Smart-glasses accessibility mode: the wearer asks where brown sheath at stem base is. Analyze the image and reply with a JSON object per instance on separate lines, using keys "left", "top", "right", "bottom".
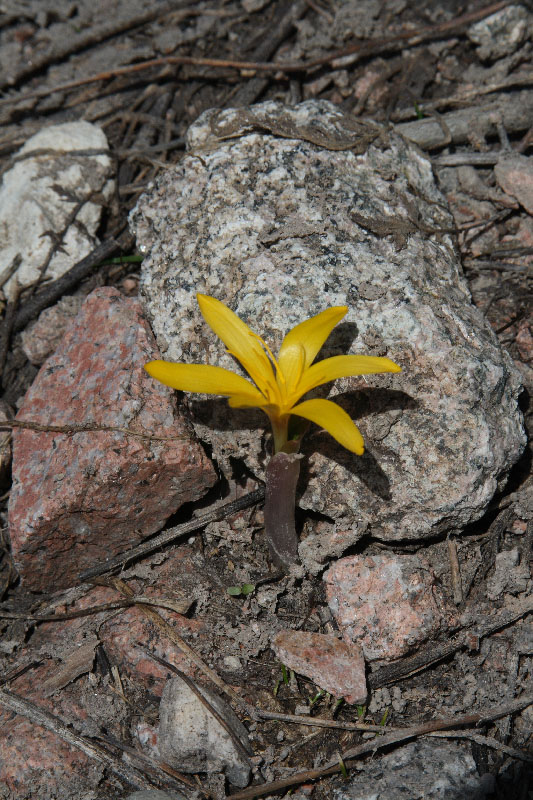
{"left": 264, "top": 451, "right": 303, "bottom": 571}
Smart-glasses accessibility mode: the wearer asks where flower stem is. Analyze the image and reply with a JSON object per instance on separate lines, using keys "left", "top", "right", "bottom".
{"left": 264, "top": 451, "right": 302, "bottom": 571}
{"left": 270, "top": 415, "right": 289, "bottom": 454}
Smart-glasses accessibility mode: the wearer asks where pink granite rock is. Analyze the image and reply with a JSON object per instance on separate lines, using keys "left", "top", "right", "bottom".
{"left": 494, "top": 155, "right": 533, "bottom": 215}
{"left": 8, "top": 287, "right": 216, "bottom": 591}
{"left": 324, "top": 554, "right": 454, "bottom": 662}
{"left": 272, "top": 630, "right": 367, "bottom": 705}
{"left": 21, "top": 294, "right": 84, "bottom": 365}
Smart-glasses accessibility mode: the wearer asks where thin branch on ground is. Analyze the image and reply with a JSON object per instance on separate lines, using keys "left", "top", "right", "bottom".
{"left": 368, "top": 594, "right": 533, "bottom": 689}
{"left": 0, "top": 688, "right": 158, "bottom": 791}
{"left": 0, "top": 2, "right": 511, "bottom": 109}
{"left": 12, "top": 229, "right": 135, "bottom": 332}
{"left": 0, "top": 419, "right": 187, "bottom": 442}
{"left": 227, "top": 693, "right": 533, "bottom": 800}
{"left": 109, "top": 577, "right": 260, "bottom": 721}
{"left": 0, "top": 594, "right": 191, "bottom": 622}
{"left": 78, "top": 488, "right": 265, "bottom": 582}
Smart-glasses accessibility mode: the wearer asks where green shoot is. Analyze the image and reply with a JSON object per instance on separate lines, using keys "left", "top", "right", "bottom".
{"left": 338, "top": 753, "right": 349, "bottom": 780}
{"left": 226, "top": 583, "right": 255, "bottom": 597}
{"left": 308, "top": 689, "right": 326, "bottom": 708}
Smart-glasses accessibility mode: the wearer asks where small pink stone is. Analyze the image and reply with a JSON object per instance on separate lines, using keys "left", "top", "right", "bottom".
{"left": 324, "top": 554, "right": 454, "bottom": 662}
{"left": 272, "top": 629, "right": 366, "bottom": 705}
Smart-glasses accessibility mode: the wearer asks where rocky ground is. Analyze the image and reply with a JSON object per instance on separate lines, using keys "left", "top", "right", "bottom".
{"left": 0, "top": 1, "right": 532, "bottom": 799}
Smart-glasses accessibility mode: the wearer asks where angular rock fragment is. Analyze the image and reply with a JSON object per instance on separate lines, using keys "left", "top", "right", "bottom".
{"left": 0, "top": 121, "right": 114, "bottom": 300}
{"left": 324, "top": 554, "right": 455, "bottom": 662}
{"left": 272, "top": 629, "right": 366, "bottom": 704}
{"left": 158, "top": 676, "right": 252, "bottom": 787}
{"left": 9, "top": 287, "right": 216, "bottom": 591}
{"left": 130, "top": 100, "right": 525, "bottom": 571}
{"left": 494, "top": 154, "right": 533, "bottom": 215}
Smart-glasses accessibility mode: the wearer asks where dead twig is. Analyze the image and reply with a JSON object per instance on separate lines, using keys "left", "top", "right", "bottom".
{"left": 12, "top": 228, "right": 135, "bottom": 332}
{"left": 227, "top": 693, "right": 533, "bottom": 799}
{"left": 78, "top": 488, "right": 265, "bottom": 581}
{"left": 0, "top": 281, "right": 22, "bottom": 382}
{"left": 447, "top": 535, "right": 463, "bottom": 605}
{"left": 253, "top": 708, "right": 387, "bottom": 733}
{"left": 0, "top": 2, "right": 513, "bottom": 109}
{"left": 427, "top": 730, "right": 533, "bottom": 764}
{"left": 0, "top": 594, "right": 191, "bottom": 622}
{"left": 0, "top": 418, "right": 187, "bottom": 442}
{"left": 397, "top": 89, "right": 533, "bottom": 150}
{"left": 368, "top": 594, "right": 533, "bottom": 689}
{"left": 108, "top": 577, "right": 259, "bottom": 721}
{"left": 0, "top": 688, "right": 156, "bottom": 791}
{"left": 145, "top": 651, "right": 254, "bottom": 761}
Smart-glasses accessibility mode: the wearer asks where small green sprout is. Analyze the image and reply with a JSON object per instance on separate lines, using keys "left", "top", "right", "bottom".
{"left": 308, "top": 689, "right": 326, "bottom": 708}
{"left": 338, "top": 753, "right": 349, "bottom": 780}
{"left": 356, "top": 704, "right": 366, "bottom": 719}
{"left": 280, "top": 663, "right": 290, "bottom": 685}
{"left": 226, "top": 583, "right": 255, "bottom": 597}
{"left": 333, "top": 697, "right": 345, "bottom": 714}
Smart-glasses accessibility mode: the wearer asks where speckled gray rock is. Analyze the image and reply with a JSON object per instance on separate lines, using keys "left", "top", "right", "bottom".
{"left": 131, "top": 100, "right": 526, "bottom": 571}
{"left": 466, "top": 4, "right": 531, "bottom": 61}
{"left": 158, "top": 677, "right": 252, "bottom": 787}
{"left": 333, "top": 739, "right": 493, "bottom": 800}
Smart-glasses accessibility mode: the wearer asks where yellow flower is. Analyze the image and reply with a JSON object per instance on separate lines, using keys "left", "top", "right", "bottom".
{"left": 145, "top": 294, "right": 401, "bottom": 454}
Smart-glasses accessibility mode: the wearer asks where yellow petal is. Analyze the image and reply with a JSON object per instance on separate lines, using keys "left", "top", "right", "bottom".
{"left": 278, "top": 306, "right": 348, "bottom": 390}
{"left": 228, "top": 393, "right": 270, "bottom": 409}
{"left": 297, "top": 354, "right": 401, "bottom": 397}
{"left": 290, "top": 398, "right": 365, "bottom": 455}
{"left": 197, "top": 294, "right": 277, "bottom": 399}
{"left": 145, "top": 360, "right": 264, "bottom": 403}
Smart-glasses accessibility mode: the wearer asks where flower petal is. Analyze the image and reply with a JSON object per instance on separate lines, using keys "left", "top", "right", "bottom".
{"left": 290, "top": 398, "right": 365, "bottom": 455}
{"left": 228, "top": 394, "right": 270, "bottom": 409}
{"left": 297, "top": 354, "right": 401, "bottom": 396}
{"left": 197, "top": 294, "right": 277, "bottom": 399}
{"left": 278, "top": 306, "right": 348, "bottom": 390}
{"left": 145, "top": 360, "right": 264, "bottom": 403}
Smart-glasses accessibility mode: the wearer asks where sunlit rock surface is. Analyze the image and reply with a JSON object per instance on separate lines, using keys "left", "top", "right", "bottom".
{"left": 131, "top": 100, "right": 525, "bottom": 571}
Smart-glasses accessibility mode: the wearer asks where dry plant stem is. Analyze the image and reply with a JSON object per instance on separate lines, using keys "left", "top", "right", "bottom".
{"left": 427, "top": 730, "right": 533, "bottom": 763}
{"left": 228, "top": 694, "right": 533, "bottom": 800}
{"left": 0, "top": 418, "right": 187, "bottom": 441}
{"left": 12, "top": 229, "right": 135, "bottom": 332}
{"left": 254, "top": 709, "right": 387, "bottom": 733}
{"left": 0, "top": 1, "right": 510, "bottom": 108}
{"left": 110, "top": 578, "right": 259, "bottom": 721}
{"left": 79, "top": 487, "right": 265, "bottom": 581}
{"left": 447, "top": 535, "right": 463, "bottom": 605}
{"left": 264, "top": 451, "right": 302, "bottom": 570}
{"left": 146, "top": 651, "right": 253, "bottom": 760}
{"left": 0, "top": 595, "right": 191, "bottom": 621}
{"left": 0, "top": 688, "right": 156, "bottom": 791}
{"left": 368, "top": 593, "right": 533, "bottom": 689}
{"left": 396, "top": 89, "right": 533, "bottom": 149}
